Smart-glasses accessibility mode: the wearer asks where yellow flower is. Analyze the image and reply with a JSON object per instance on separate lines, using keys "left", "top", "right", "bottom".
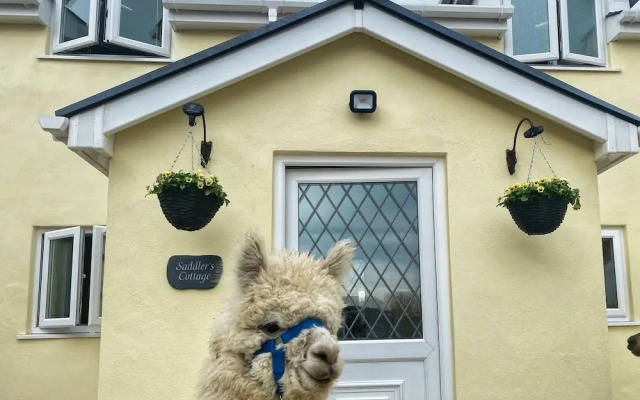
{"left": 147, "top": 187, "right": 154, "bottom": 194}
{"left": 205, "top": 178, "right": 213, "bottom": 186}
{"left": 536, "top": 186, "right": 544, "bottom": 193}
{"left": 162, "top": 171, "right": 171, "bottom": 178}
{"left": 186, "top": 177, "right": 193, "bottom": 183}
{"left": 197, "top": 182, "right": 204, "bottom": 189}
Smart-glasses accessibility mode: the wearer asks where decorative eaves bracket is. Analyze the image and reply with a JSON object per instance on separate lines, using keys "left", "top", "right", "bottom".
{"left": 605, "top": 0, "right": 640, "bottom": 41}
{"left": 594, "top": 114, "right": 640, "bottom": 173}
{"left": 0, "top": 0, "right": 51, "bottom": 25}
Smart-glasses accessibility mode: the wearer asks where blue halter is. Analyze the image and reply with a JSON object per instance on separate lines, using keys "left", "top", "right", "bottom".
{"left": 253, "top": 318, "right": 325, "bottom": 397}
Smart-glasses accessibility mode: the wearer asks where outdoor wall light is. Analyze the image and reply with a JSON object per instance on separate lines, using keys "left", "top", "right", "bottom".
{"left": 506, "top": 117, "right": 545, "bottom": 175}
{"left": 349, "top": 90, "right": 377, "bottom": 113}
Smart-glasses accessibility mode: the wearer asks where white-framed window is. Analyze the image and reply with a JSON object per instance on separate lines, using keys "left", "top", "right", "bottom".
{"left": 506, "top": 0, "right": 606, "bottom": 66}
{"left": 602, "top": 227, "right": 630, "bottom": 322}
{"left": 50, "top": 0, "right": 170, "bottom": 57}
{"left": 31, "top": 226, "right": 105, "bottom": 335}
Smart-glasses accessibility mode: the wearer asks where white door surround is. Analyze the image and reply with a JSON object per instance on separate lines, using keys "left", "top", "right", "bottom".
{"left": 273, "top": 155, "right": 454, "bottom": 400}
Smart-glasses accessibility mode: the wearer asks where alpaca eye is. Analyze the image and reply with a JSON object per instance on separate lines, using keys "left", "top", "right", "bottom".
{"left": 259, "top": 322, "right": 281, "bottom": 334}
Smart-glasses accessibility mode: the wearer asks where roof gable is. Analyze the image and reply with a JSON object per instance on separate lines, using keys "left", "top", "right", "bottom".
{"left": 40, "top": 0, "right": 640, "bottom": 175}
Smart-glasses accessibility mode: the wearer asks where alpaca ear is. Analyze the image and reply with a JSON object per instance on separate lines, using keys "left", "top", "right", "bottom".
{"left": 237, "top": 231, "right": 267, "bottom": 290}
{"left": 324, "top": 239, "right": 356, "bottom": 279}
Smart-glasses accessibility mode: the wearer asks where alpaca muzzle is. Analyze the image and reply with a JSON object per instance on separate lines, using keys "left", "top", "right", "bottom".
{"left": 253, "top": 318, "right": 329, "bottom": 397}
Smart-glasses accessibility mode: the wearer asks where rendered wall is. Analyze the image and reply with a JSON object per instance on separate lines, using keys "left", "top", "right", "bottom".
{"left": 101, "top": 34, "right": 609, "bottom": 400}
{"left": 0, "top": 24, "right": 234, "bottom": 400}
{"left": 539, "top": 42, "right": 640, "bottom": 400}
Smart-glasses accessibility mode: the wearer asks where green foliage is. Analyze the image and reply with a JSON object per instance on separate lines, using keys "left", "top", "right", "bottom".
{"left": 497, "top": 176, "right": 580, "bottom": 211}
{"left": 146, "top": 169, "right": 230, "bottom": 206}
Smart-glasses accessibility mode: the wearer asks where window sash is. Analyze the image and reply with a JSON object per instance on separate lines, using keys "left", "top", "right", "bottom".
{"left": 602, "top": 228, "right": 629, "bottom": 322}
{"left": 558, "top": 0, "right": 606, "bottom": 66}
{"left": 88, "top": 226, "right": 106, "bottom": 326}
{"left": 38, "top": 227, "right": 83, "bottom": 328}
{"left": 105, "top": 0, "right": 171, "bottom": 57}
{"left": 52, "top": 0, "right": 100, "bottom": 53}
{"left": 507, "top": 0, "right": 560, "bottom": 63}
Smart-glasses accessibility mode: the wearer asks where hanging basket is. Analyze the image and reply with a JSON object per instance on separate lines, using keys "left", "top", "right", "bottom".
{"left": 146, "top": 103, "right": 229, "bottom": 231}
{"left": 157, "top": 186, "right": 225, "bottom": 231}
{"left": 505, "top": 196, "right": 569, "bottom": 235}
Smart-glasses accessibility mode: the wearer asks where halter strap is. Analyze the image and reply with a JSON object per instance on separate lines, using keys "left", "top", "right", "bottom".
{"left": 253, "top": 318, "right": 325, "bottom": 397}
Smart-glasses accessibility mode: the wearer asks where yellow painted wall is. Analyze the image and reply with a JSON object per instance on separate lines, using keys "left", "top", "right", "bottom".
{"left": 532, "top": 42, "right": 640, "bottom": 400}
{"left": 102, "top": 34, "right": 609, "bottom": 400}
{"left": 0, "top": 24, "right": 235, "bottom": 400}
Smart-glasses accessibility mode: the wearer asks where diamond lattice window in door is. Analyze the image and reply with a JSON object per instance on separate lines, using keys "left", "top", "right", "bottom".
{"left": 297, "top": 181, "right": 422, "bottom": 340}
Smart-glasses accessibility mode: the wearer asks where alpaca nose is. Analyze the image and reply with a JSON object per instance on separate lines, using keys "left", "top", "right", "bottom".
{"left": 308, "top": 341, "right": 340, "bottom": 365}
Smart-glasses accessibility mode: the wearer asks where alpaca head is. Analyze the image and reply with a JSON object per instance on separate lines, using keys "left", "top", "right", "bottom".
{"left": 228, "top": 231, "right": 355, "bottom": 398}
{"left": 627, "top": 333, "right": 640, "bottom": 357}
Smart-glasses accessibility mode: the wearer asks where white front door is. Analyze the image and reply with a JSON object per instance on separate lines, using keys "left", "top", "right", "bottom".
{"left": 284, "top": 167, "right": 442, "bottom": 400}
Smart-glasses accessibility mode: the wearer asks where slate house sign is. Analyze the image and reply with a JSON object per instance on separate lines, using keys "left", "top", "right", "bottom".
{"left": 167, "top": 255, "right": 222, "bottom": 290}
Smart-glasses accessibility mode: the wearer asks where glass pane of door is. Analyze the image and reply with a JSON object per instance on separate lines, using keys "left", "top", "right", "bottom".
{"left": 602, "top": 237, "right": 618, "bottom": 309}
{"left": 298, "top": 181, "right": 422, "bottom": 340}
{"left": 119, "top": 0, "right": 164, "bottom": 46}
{"left": 511, "top": 0, "right": 551, "bottom": 56}
{"left": 46, "top": 237, "right": 74, "bottom": 319}
{"left": 60, "top": 0, "right": 91, "bottom": 43}
{"left": 566, "top": 0, "right": 599, "bottom": 57}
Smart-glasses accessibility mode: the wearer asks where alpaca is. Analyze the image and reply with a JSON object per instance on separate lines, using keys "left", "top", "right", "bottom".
{"left": 197, "top": 231, "right": 355, "bottom": 400}
{"left": 628, "top": 333, "right": 640, "bottom": 357}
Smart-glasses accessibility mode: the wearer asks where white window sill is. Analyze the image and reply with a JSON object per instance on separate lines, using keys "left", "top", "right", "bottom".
{"left": 607, "top": 321, "right": 640, "bottom": 327}
{"left": 37, "top": 54, "right": 174, "bottom": 64}
{"left": 17, "top": 332, "right": 100, "bottom": 340}
{"left": 531, "top": 65, "right": 621, "bottom": 72}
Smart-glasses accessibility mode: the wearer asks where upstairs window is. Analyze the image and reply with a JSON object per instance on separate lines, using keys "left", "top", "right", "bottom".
{"left": 51, "top": 0, "right": 170, "bottom": 57}
{"left": 508, "top": 0, "right": 605, "bottom": 66}
{"left": 34, "top": 226, "right": 105, "bottom": 334}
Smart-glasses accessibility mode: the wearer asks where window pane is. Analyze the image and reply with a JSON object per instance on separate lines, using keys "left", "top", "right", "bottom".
{"left": 298, "top": 181, "right": 422, "bottom": 341}
{"left": 512, "top": 0, "right": 551, "bottom": 55}
{"left": 99, "top": 232, "right": 105, "bottom": 317}
{"left": 46, "top": 237, "right": 74, "bottom": 319}
{"left": 119, "top": 0, "right": 163, "bottom": 47}
{"left": 60, "top": 0, "right": 91, "bottom": 43}
{"left": 566, "top": 0, "right": 599, "bottom": 57}
{"left": 602, "top": 238, "right": 618, "bottom": 309}
{"left": 79, "top": 234, "right": 93, "bottom": 325}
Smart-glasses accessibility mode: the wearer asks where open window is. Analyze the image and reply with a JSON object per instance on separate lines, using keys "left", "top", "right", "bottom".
{"left": 52, "top": 0, "right": 100, "bottom": 53}
{"left": 508, "top": 0, "right": 605, "bottom": 66}
{"left": 104, "top": 0, "right": 169, "bottom": 56}
{"left": 35, "top": 226, "right": 106, "bottom": 333}
{"left": 50, "top": 0, "right": 170, "bottom": 57}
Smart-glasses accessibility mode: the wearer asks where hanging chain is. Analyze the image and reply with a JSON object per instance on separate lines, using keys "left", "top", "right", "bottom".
{"left": 534, "top": 141, "right": 557, "bottom": 177}
{"left": 190, "top": 127, "right": 195, "bottom": 171}
{"left": 170, "top": 127, "right": 194, "bottom": 172}
{"left": 526, "top": 135, "right": 556, "bottom": 182}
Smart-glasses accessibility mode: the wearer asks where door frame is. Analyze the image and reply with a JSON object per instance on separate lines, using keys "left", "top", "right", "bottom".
{"left": 273, "top": 155, "right": 454, "bottom": 400}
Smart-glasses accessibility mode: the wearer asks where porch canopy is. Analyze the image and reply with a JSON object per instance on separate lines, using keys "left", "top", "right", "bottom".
{"left": 38, "top": 0, "right": 640, "bottom": 175}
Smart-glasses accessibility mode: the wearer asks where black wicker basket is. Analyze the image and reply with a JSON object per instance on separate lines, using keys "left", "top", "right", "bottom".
{"left": 506, "top": 196, "right": 569, "bottom": 235}
{"left": 157, "top": 186, "right": 224, "bottom": 231}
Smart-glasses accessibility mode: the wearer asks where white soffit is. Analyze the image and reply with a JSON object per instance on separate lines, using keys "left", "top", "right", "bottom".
{"left": 40, "top": 1, "right": 640, "bottom": 175}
